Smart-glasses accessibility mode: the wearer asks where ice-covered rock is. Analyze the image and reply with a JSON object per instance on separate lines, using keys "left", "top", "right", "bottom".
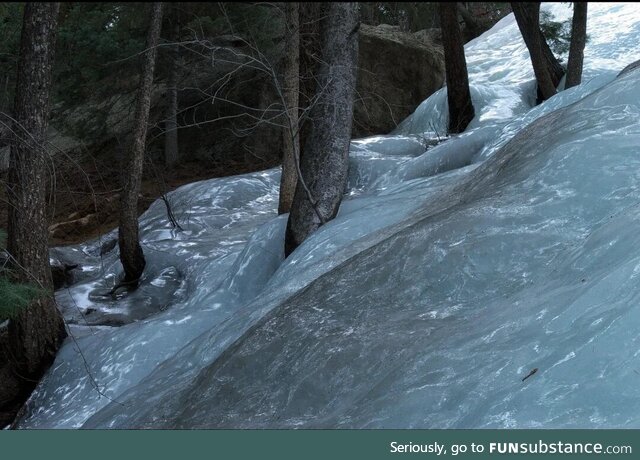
{"left": 15, "top": 2, "right": 640, "bottom": 428}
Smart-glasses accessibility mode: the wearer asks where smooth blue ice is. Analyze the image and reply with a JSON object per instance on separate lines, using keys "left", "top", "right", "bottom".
{"left": 14, "top": 3, "right": 640, "bottom": 428}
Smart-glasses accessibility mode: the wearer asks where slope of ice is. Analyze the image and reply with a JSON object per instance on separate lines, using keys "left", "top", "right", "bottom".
{"left": 15, "top": 2, "right": 640, "bottom": 428}
{"left": 396, "top": 3, "right": 640, "bottom": 136}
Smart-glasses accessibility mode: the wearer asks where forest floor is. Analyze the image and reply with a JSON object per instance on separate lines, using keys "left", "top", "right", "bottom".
{"left": 0, "top": 148, "right": 280, "bottom": 247}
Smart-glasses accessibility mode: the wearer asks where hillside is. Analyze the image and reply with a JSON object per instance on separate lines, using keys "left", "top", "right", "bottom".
{"left": 12, "top": 3, "right": 640, "bottom": 428}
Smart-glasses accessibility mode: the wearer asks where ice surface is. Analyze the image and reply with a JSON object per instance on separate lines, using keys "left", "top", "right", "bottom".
{"left": 15, "top": 3, "right": 640, "bottom": 428}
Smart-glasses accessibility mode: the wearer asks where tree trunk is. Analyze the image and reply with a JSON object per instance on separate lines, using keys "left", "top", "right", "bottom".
{"left": 284, "top": 2, "right": 358, "bottom": 257}
{"left": 512, "top": 2, "right": 558, "bottom": 103}
{"left": 164, "top": 12, "right": 179, "bottom": 166}
{"left": 278, "top": 2, "right": 300, "bottom": 215}
{"left": 360, "top": 2, "right": 375, "bottom": 24}
{"left": 440, "top": 3, "right": 475, "bottom": 134}
{"left": 457, "top": 3, "right": 483, "bottom": 40}
{"left": 118, "top": 2, "right": 163, "bottom": 283}
{"left": 298, "top": 2, "right": 327, "bottom": 151}
{"left": 565, "top": 2, "right": 587, "bottom": 89}
{"left": 0, "top": 1, "right": 65, "bottom": 427}
{"left": 540, "top": 28, "right": 565, "bottom": 87}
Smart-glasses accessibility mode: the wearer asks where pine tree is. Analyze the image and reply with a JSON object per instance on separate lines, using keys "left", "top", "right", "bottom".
{"left": 278, "top": 2, "right": 300, "bottom": 215}
{"left": 0, "top": 2, "right": 65, "bottom": 427}
{"left": 512, "top": 2, "right": 565, "bottom": 103}
{"left": 565, "top": 2, "right": 587, "bottom": 89}
{"left": 118, "top": 2, "right": 164, "bottom": 284}
{"left": 440, "top": 3, "right": 475, "bottom": 133}
{"left": 284, "top": 2, "right": 359, "bottom": 256}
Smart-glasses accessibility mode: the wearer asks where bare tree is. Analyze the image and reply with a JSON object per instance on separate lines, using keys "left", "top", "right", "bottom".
{"left": 159, "top": 4, "right": 328, "bottom": 218}
{"left": 118, "top": 2, "right": 164, "bottom": 284}
{"left": 512, "top": 2, "right": 564, "bottom": 103}
{"left": 284, "top": 2, "right": 359, "bottom": 257}
{"left": 440, "top": 3, "right": 475, "bottom": 134}
{"left": 142, "top": 3, "right": 346, "bottom": 232}
{"left": 0, "top": 2, "right": 65, "bottom": 426}
{"left": 565, "top": 2, "right": 587, "bottom": 89}
{"left": 277, "top": 2, "right": 300, "bottom": 215}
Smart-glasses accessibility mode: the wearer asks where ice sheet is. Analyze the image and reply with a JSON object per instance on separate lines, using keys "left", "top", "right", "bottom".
{"left": 15, "top": 2, "right": 640, "bottom": 429}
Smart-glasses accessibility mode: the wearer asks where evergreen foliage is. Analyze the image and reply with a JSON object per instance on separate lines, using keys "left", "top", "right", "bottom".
{"left": 0, "top": 276, "right": 43, "bottom": 320}
{"left": 1, "top": 3, "right": 148, "bottom": 109}
{"left": 540, "top": 10, "right": 572, "bottom": 57}
{"left": 359, "top": 2, "right": 511, "bottom": 33}
{"left": 180, "top": 3, "right": 284, "bottom": 63}
{"left": 540, "top": 8, "right": 590, "bottom": 63}
{"left": 55, "top": 3, "right": 147, "bottom": 104}
{"left": 360, "top": 3, "right": 441, "bottom": 31}
{"left": 0, "top": 230, "right": 43, "bottom": 321}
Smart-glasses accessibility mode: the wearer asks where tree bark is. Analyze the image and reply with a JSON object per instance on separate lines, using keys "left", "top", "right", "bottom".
{"left": 512, "top": 2, "right": 558, "bottom": 103}
{"left": 440, "top": 3, "right": 475, "bottom": 134}
{"left": 457, "top": 3, "right": 483, "bottom": 40}
{"left": 298, "top": 2, "right": 327, "bottom": 152}
{"left": 540, "top": 27, "right": 565, "bottom": 87}
{"left": 164, "top": 10, "right": 179, "bottom": 166}
{"left": 278, "top": 2, "right": 300, "bottom": 215}
{"left": 0, "top": 1, "right": 65, "bottom": 427}
{"left": 284, "top": 2, "right": 358, "bottom": 257}
{"left": 118, "top": 2, "right": 163, "bottom": 283}
{"left": 565, "top": 2, "right": 587, "bottom": 89}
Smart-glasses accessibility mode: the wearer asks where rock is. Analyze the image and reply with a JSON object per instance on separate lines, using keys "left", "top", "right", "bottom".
{"left": 99, "top": 238, "right": 118, "bottom": 256}
{"left": 50, "top": 262, "right": 67, "bottom": 290}
{"left": 0, "top": 126, "right": 82, "bottom": 172}
{"left": 354, "top": 24, "right": 445, "bottom": 137}
{"left": 50, "top": 257, "right": 79, "bottom": 290}
{"left": 617, "top": 59, "right": 640, "bottom": 78}
{"left": 414, "top": 28, "right": 442, "bottom": 46}
{"left": 47, "top": 23, "right": 446, "bottom": 170}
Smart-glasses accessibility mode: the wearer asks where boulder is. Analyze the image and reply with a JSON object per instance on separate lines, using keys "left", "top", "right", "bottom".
{"left": 47, "top": 24, "right": 446, "bottom": 169}
{"left": 50, "top": 256, "right": 79, "bottom": 290}
{"left": 354, "top": 24, "right": 445, "bottom": 137}
{"left": 0, "top": 125, "right": 81, "bottom": 172}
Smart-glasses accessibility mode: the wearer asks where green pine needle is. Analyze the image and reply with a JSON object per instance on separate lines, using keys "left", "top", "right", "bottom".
{"left": 0, "top": 276, "right": 43, "bottom": 320}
